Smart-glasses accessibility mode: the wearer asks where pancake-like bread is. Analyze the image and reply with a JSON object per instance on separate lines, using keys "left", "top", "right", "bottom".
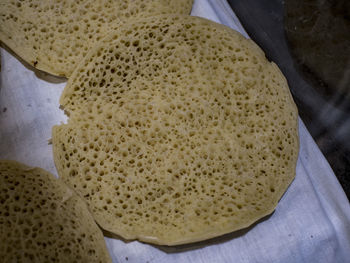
{"left": 0, "top": 160, "right": 111, "bottom": 262}
{"left": 53, "top": 15, "right": 299, "bottom": 245}
{"left": 0, "top": 0, "right": 193, "bottom": 77}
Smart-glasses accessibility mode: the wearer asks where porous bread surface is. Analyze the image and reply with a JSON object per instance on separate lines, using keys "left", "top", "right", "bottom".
{"left": 0, "top": 0, "right": 193, "bottom": 77}
{"left": 53, "top": 15, "right": 299, "bottom": 245}
{"left": 0, "top": 160, "right": 111, "bottom": 262}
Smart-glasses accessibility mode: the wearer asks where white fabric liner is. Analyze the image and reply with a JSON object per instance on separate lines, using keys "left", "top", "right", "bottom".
{"left": 0, "top": 0, "right": 349, "bottom": 262}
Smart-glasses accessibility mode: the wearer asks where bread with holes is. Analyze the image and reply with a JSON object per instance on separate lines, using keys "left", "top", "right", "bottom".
{"left": 0, "top": 0, "right": 193, "bottom": 77}
{"left": 0, "top": 160, "right": 111, "bottom": 262}
{"left": 53, "top": 15, "right": 299, "bottom": 245}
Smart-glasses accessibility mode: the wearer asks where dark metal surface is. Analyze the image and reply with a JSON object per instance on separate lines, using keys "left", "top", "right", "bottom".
{"left": 228, "top": 0, "right": 350, "bottom": 198}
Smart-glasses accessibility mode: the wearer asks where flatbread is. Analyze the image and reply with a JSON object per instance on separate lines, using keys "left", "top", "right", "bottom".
{"left": 0, "top": 160, "right": 111, "bottom": 262}
{"left": 0, "top": 0, "right": 193, "bottom": 77}
{"left": 53, "top": 15, "right": 299, "bottom": 245}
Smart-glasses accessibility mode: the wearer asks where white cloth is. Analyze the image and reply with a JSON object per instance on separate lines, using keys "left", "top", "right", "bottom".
{"left": 0, "top": 1, "right": 349, "bottom": 262}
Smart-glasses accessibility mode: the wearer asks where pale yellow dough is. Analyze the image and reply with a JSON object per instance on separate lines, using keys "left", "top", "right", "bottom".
{"left": 53, "top": 15, "right": 299, "bottom": 245}
{"left": 0, "top": 0, "right": 193, "bottom": 76}
{"left": 0, "top": 160, "right": 112, "bottom": 262}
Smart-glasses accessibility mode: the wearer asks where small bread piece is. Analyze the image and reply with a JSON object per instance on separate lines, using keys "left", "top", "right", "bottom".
{"left": 0, "top": 160, "right": 111, "bottom": 262}
{"left": 0, "top": 0, "right": 193, "bottom": 77}
{"left": 53, "top": 15, "right": 299, "bottom": 245}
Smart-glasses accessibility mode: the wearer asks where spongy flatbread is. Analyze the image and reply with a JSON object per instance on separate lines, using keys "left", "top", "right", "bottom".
{"left": 0, "top": 0, "right": 193, "bottom": 77}
{"left": 0, "top": 160, "right": 111, "bottom": 262}
{"left": 53, "top": 15, "right": 299, "bottom": 245}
